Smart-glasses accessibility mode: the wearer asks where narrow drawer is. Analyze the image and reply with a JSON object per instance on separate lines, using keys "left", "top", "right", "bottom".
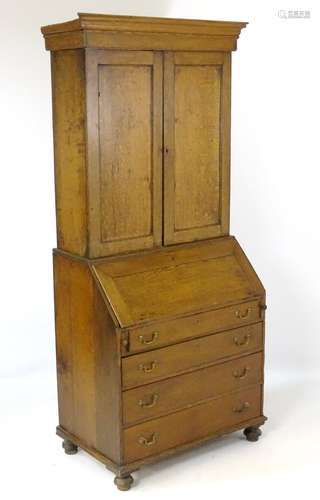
{"left": 122, "top": 322, "right": 263, "bottom": 389}
{"left": 123, "top": 352, "right": 263, "bottom": 425}
{"left": 124, "top": 299, "right": 262, "bottom": 354}
{"left": 124, "top": 385, "right": 262, "bottom": 462}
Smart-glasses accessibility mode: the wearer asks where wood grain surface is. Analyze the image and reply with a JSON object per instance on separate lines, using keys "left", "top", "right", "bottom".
{"left": 51, "top": 50, "right": 87, "bottom": 255}
{"left": 123, "top": 352, "right": 263, "bottom": 425}
{"left": 124, "top": 385, "right": 262, "bottom": 462}
{"left": 164, "top": 52, "right": 231, "bottom": 244}
{"left": 86, "top": 50, "right": 163, "bottom": 257}
{"left": 53, "top": 253, "right": 122, "bottom": 462}
{"left": 92, "top": 238, "right": 264, "bottom": 327}
{"left": 122, "top": 323, "right": 263, "bottom": 389}
{"left": 41, "top": 13, "right": 247, "bottom": 52}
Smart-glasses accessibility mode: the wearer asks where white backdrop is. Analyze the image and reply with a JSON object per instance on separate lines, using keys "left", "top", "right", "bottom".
{"left": 1, "top": 1, "right": 319, "bottom": 499}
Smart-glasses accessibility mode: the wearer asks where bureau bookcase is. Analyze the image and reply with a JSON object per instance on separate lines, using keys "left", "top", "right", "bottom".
{"left": 41, "top": 13, "right": 267, "bottom": 490}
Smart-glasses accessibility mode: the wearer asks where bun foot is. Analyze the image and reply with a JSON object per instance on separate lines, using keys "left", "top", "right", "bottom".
{"left": 114, "top": 474, "right": 134, "bottom": 491}
{"left": 62, "top": 439, "right": 78, "bottom": 455}
{"left": 244, "top": 426, "right": 262, "bottom": 442}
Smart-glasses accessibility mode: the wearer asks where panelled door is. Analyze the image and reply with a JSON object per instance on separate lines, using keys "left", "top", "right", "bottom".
{"left": 163, "top": 52, "right": 231, "bottom": 245}
{"left": 86, "top": 50, "right": 163, "bottom": 257}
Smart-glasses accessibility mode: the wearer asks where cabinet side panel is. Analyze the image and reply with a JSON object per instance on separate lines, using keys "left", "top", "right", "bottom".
{"left": 53, "top": 254, "right": 74, "bottom": 431}
{"left": 51, "top": 50, "right": 87, "bottom": 255}
{"left": 53, "top": 255, "right": 96, "bottom": 447}
{"left": 53, "top": 254, "right": 121, "bottom": 463}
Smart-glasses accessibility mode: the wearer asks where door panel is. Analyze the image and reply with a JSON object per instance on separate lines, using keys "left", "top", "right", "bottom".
{"left": 86, "top": 50, "right": 163, "bottom": 257}
{"left": 174, "top": 64, "right": 221, "bottom": 230}
{"left": 164, "top": 52, "right": 231, "bottom": 245}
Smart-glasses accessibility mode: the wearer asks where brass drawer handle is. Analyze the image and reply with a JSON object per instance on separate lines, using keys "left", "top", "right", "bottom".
{"left": 139, "top": 332, "right": 159, "bottom": 345}
{"left": 233, "top": 334, "right": 251, "bottom": 347}
{"left": 235, "top": 308, "right": 251, "bottom": 319}
{"left": 138, "top": 360, "right": 157, "bottom": 373}
{"left": 138, "top": 433, "right": 158, "bottom": 447}
{"left": 233, "top": 401, "right": 250, "bottom": 413}
{"left": 138, "top": 394, "right": 159, "bottom": 409}
{"left": 233, "top": 367, "right": 250, "bottom": 379}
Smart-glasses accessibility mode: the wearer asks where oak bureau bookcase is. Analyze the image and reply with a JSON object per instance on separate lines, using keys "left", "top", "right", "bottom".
{"left": 41, "top": 13, "right": 267, "bottom": 491}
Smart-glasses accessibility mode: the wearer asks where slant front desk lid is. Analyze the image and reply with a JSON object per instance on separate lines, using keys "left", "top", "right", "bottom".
{"left": 91, "top": 237, "right": 264, "bottom": 327}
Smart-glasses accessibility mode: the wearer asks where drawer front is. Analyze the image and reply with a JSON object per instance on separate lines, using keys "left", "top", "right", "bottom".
{"left": 125, "top": 299, "right": 262, "bottom": 354}
{"left": 124, "top": 385, "right": 262, "bottom": 462}
{"left": 123, "top": 352, "right": 263, "bottom": 425}
{"left": 122, "top": 322, "right": 263, "bottom": 389}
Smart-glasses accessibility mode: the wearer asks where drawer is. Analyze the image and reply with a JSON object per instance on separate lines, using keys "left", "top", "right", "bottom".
{"left": 124, "top": 385, "right": 262, "bottom": 462}
{"left": 123, "top": 299, "right": 262, "bottom": 354}
{"left": 122, "top": 322, "right": 263, "bottom": 389}
{"left": 123, "top": 352, "right": 263, "bottom": 425}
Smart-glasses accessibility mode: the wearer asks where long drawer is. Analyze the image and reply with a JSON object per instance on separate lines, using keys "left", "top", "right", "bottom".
{"left": 124, "top": 385, "right": 262, "bottom": 462}
{"left": 122, "top": 322, "right": 263, "bottom": 389}
{"left": 123, "top": 299, "right": 262, "bottom": 355}
{"left": 123, "top": 352, "right": 263, "bottom": 425}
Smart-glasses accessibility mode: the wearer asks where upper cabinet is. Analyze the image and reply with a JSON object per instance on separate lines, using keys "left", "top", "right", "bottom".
{"left": 163, "top": 52, "right": 231, "bottom": 244}
{"left": 42, "top": 13, "right": 246, "bottom": 258}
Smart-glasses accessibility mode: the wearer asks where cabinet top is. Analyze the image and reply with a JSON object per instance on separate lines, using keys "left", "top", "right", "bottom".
{"left": 41, "top": 12, "right": 247, "bottom": 52}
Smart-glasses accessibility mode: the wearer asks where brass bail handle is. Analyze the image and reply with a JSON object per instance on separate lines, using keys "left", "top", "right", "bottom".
{"left": 233, "top": 367, "right": 250, "bottom": 379}
{"left": 233, "top": 401, "right": 250, "bottom": 413}
{"left": 138, "top": 433, "right": 158, "bottom": 447}
{"left": 139, "top": 360, "right": 158, "bottom": 373}
{"left": 233, "top": 334, "right": 251, "bottom": 347}
{"left": 139, "top": 331, "right": 159, "bottom": 345}
{"left": 138, "top": 394, "right": 159, "bottom": 408}
{"left": 235, "top": 307, "right": 251, "bottom": 319}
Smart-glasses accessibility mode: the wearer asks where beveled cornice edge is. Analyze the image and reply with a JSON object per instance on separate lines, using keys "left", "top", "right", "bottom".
{"left": 41, "top": 12, "right": 248, "bottom": 36}
{"left": 41, "top": 13, "right": 247, "bottom": 52}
